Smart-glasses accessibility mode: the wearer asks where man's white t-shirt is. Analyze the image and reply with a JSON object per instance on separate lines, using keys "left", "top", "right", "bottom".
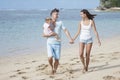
{"left": 47, "top": 20, "right": 66, "bottom": 44}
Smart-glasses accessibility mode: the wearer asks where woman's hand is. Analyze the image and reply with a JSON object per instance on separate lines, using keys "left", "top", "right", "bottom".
{"left": 69, "top": 38, "right": 74, "bottom": 44}
{"left": 98, "top": 40, "right": 101, "bottom": 46}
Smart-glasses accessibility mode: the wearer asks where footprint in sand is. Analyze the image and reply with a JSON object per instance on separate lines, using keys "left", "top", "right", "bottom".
{"left": 16, "top": 69, "right": 21, "bottom": 72}
{"left": 111, "top": 52, "right": 120, "bottom": 56}
{"left": 62, "top": 63, "right": 69, "bottom": 66}
{"left": 17, "top": 71, "right": 26, "bottom": 75}
{"left": 55, "top": 78, "right": 64, "bottom": 80}
{"left": 103, "top": 75, "right": 116, "bottom": 80}
{"left": 36, "top": 64, "right": 48, "bottom": 71}
{"left": 15, "top": 63, "right": 21, "bottom": 65}
{"left": 70, "top": 63, "right": 76, "bottom": 66}
{"left": 32, "top": 60, "right": 37, "bottom": 63}
{"left": 9, "top": 75, "right": 17, "bottom": 78}
{"left": 99, "top": 53, "right": 105, "bottom": 55}
{"left": 76, "top": 60, "right": 80, "bottom": 63}
{"left": 49, "top": 75, "right": 55, "bottom": 78}
{"left": 110, "top": 57, "right": 118, "bottom": 60}
{"left": 99, "top": 56, "right": 105, "bottom": 58}
{"left": 15, "top": 69, "right": 26, "bottom": 75}
{"left": 21, "top": 76, "right": 28, "bottom": 80}
{"left": 113, "top": 52, "right": 120, "bottom": 54}
{"left": 24, "top": 60, "right": 37, "bottom": 64}
{"left": 68, "top": 70, "right": 74, "bottom": 74}
{"left": 70, "top": 57, "right": 78, "bottom": 61}
{"left": 114, "top": 71, "right": 120, "bottom": 74}
{"left": 24, "top": 62, "right": 29, "bottom": 64}
{"left": 25, "top": 67, "right": 30, "bottom": 69}
{"left": 40, "top": 79, "right": 46, "bottom": 80}
{"left": 91, "top": 58, "right": 100, "bottom": 62}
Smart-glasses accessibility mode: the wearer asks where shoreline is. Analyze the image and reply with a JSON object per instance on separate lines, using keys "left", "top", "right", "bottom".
{"left": 94, "top": 7, "right": 120, "bottom": 12}
{"left": 0, "top": 35, "right": 120, "bottom": 80}
{"left": 0, "top": 34, "right": 120, "bottom": 58}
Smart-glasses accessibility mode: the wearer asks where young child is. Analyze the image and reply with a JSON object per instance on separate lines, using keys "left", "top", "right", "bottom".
{"left": 43, "top": 17, "right": 60, "bottom": 41}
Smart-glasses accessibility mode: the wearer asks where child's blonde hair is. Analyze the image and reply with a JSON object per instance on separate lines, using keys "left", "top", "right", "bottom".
{"left": 45, "top": 17, "right": 52, "bottom": 22}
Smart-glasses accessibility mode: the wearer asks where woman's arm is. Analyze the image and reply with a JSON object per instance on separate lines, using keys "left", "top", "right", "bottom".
{"left": 91, "top": 20, "right": 101, "bottom": 46}
{"left": 73, "top": 22, "right": 81, "bottom": 41}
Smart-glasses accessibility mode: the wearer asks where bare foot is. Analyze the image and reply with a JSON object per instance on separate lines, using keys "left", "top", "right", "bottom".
{"left": 53, "top": 69, "right": 56, "bottom": 74}
{"left": 85, "top": 67, "right": 88, "bottom": 72}
{"left": 82, "top": 68, "right": 86, "bottom": 73}
{"left": 51, "top": 70, "right": 54, "bottom": 75}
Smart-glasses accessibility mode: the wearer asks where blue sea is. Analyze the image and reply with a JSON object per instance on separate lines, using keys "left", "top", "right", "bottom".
{"left": 0, "top": 9, "right": 120, "bottom": 56}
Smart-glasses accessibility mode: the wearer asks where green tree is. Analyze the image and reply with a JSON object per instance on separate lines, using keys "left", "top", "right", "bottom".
{"left": 100, "top": 0, "right": 120, "bottom": 8}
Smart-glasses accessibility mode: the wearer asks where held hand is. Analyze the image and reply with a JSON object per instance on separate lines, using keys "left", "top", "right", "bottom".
{"left": 69, "top": 39, "right": 74, "bottom": 44}
{"left": 98, "top": 41, "right": 101, "bottom": 46}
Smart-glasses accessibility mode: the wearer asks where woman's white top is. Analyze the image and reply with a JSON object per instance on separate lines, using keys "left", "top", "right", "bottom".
{"left": 80, "top": 20, "right": 92, "bottom": 40}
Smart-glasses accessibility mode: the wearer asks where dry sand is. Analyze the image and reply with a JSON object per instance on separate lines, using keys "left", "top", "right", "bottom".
{"left": 0, "top": 36, "right": 120, "bottom": 80}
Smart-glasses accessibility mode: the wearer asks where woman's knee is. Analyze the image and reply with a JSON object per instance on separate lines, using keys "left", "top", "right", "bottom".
{"left": 86, "top": 53, "right": 90, "bottom": 58}
{"left": 80, "top": 52, "right": 84, "bottom": 58}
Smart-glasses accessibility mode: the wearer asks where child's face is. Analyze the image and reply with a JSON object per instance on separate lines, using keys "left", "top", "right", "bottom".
{"left": 46, "top": 19, "right": 52, "bottom": 24}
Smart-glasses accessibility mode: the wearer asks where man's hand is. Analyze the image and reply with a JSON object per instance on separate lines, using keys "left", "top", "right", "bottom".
{"left": 69, "top": 39, "right": 74, "bottom": 44}
{"left": 42, "top": 34, "right": 51, "bottom": 37}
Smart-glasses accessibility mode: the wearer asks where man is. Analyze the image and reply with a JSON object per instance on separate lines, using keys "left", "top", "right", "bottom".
{"left": 43, "top": 8, "right": 73, "bottom": 74}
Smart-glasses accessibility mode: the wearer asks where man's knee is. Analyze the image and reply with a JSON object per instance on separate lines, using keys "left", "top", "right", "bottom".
{"left": 48, "top": 57, "right": 53, "bottom": 61}
{"left": 55, "top": 59, "right": 59, "bottom": 64}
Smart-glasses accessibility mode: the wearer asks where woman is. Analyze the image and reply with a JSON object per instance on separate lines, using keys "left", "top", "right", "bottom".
{"left": 73, "top": 9, "right": 101, "bottom": 73}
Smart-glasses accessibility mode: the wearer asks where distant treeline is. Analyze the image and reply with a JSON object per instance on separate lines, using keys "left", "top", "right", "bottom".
{"left": 100, "top": 0, "right": 120, "bottom": 8}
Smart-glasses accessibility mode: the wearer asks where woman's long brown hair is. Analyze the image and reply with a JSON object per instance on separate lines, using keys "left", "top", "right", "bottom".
{"left": 81, "top": 9, "right": 96, "bottom": 20}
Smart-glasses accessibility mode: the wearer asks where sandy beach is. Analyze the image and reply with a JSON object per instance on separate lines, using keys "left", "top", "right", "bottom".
{"left": 0, "top": 36, "right": 120, "bottom": 80}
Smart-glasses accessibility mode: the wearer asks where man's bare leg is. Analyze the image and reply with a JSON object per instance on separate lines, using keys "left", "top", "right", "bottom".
{"left": 54, "top": 59, "right": 59, "bottom": 73}
{"left": 48, "top": 57, "right": 54, "bottom": 74}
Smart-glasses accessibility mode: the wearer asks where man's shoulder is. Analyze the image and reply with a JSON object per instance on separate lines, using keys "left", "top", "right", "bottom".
{"left": 56, "top": 20, "right": 63, "bottom": 23}
{"left": 56, "top": 20, "right": 63, "bottom": 25}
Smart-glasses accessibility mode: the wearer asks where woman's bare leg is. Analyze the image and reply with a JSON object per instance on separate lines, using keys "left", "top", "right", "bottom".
{"left": 85, "top": 43, "right": 92, "bottom": 71}
{"left": 79, "top": 42, "right": 86, "bottom": 73}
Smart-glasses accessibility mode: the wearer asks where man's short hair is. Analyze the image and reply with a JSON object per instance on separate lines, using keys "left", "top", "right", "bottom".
{"left": 50, "top": 8, "right": 59, "bottom": 16}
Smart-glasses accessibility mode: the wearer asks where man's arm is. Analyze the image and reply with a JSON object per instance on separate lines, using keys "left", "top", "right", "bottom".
{"left": 42, "top": 33, "right": 56, "bottom": 37}
{"left": 63, "top": 29, "right": 74, "bottom": 44}
{"left": 42, "top": 34, "right": 51, "bottom": 37}
{"left": 42, "top": 27, "right": 56, "bottom": 37}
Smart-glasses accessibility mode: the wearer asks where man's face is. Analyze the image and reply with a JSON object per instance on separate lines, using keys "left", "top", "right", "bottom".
{"left": 51, "top": 12, "right": 59, "bottom": 20}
